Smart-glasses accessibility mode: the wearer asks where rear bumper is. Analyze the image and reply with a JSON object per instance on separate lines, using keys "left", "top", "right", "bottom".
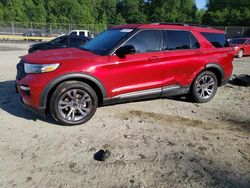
{"left": 220, "top": 78, "right": 229, "bottom": 86}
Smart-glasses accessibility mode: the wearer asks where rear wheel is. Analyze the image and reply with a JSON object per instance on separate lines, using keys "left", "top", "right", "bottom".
{"left": 50, "top": 81, "right": 98, "bottom": 125}
{"left": 190, "top": 71, "right": 218, "bottom": 103}
{"left": 237, "top": 49, "right": 244, "bottom": 58}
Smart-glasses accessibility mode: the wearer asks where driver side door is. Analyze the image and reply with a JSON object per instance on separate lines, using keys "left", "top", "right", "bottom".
{"left": 109, "top": 30, "right": 166, "bottom": 98}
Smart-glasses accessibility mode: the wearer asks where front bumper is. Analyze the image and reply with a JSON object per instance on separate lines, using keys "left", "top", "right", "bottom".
{"left": 20, "top": 97, "right": 46, "bottom": 117}
{"left": 16, "top": 81, "right": 46, "bottom": 117}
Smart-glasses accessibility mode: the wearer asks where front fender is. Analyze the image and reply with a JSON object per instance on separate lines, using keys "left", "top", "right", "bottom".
{"left": 39, "top": 72, "right": 107, "bottom": 109}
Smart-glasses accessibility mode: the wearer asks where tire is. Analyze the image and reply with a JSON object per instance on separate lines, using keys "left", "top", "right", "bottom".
{"left": 49, "top": 81, "right": 98, "bottom": 126}
{"left": 237, "top": 49, "right": 244, "bottom": 58}
{"left": 190, "top": 71, "right": 218, "bottom": 103}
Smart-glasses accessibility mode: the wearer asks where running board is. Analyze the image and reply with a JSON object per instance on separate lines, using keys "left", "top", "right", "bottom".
{"left": 102, "top": 85, "right": 190, "bottom": 106}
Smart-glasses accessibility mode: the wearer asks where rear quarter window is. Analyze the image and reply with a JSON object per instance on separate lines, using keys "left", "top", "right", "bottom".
{"left": 201, "top": 32, "right": 229, "bottom": 48}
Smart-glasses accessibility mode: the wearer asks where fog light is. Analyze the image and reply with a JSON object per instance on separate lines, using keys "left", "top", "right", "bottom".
{"left": 20, "top": 85, "right": 30, "bottom": 96}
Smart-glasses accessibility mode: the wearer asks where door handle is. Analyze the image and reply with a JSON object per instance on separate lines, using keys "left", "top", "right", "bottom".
{"left": 148, "top": 56, "right": 159, "bottom": 61}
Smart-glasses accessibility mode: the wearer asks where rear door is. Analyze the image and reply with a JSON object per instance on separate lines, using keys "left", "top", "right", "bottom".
{"left": 162, "top": 30, "right": 202, "bottom": 87}
{"left": 109, "top": 30, "right": 165, "bottom": 97}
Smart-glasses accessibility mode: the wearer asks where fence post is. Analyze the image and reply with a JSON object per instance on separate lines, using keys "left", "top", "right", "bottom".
{"left": 31, "top": 22, "right": 33, "bottom": 33}
{"left": 50, "top": 23, "right": 52, "bottom": 36}
{"left": 11, "top": 22, "right": 15, "bottom": 35}
{"left": 241, "top": 27, "right": 245, "bottom": 37}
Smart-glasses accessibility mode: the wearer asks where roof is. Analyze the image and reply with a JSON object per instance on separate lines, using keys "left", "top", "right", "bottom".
{"left": 111, "top": 23, "right": 224, "bottom": 33}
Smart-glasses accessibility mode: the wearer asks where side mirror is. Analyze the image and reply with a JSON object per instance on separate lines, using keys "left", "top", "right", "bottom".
{"left": 116, "top": 45, "right": 136, "bottom": 58}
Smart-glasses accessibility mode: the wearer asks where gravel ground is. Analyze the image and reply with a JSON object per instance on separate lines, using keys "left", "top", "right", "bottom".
{"left": 0, "top": 43, "right": 249, "bottom": 188}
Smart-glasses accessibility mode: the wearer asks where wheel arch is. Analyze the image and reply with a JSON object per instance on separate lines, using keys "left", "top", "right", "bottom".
{"left": 204, "top": 63, "right": 224, "bottom": 86}
{"left": 40, "top": 73, "right": 107, "bottom": 112}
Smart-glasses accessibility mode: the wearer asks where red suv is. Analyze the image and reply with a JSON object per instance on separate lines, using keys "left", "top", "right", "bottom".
{"left": 16, "top": 23, "right": 234, "bottom": 125}
{"left": 228, "top": 38, "right": 250, "bottom": 58}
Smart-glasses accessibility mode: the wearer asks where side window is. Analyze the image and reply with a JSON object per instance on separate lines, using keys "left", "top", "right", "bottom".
{"left": 70, "top": 37, "right": 87, "bottom": 44}
{"left": 191, "top": 33, "right": 200, "bottom": 49}
{"left": 201, "top": 32, "right": 229, "bottom": 48}
{"left": 69, "top": 32, "right": 77, "bottom": 37}
{"left": 69, "top": 37, "right": 81, "bottom": 44}
{"left": 123, "top": 30, "right": 161, "bottom": 53}
{"left": 164, "top": 30, "right": 199, "bottom": 50}
{"left": 79, "top": 32, "right": 85, "bottom": 37}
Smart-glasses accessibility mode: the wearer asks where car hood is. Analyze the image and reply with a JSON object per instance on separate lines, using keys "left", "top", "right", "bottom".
{"left": 23, "top": 48, "right": 99, "bottom": 64}
{"left": 30, "top": 41, "right": 48, "bottom": 47}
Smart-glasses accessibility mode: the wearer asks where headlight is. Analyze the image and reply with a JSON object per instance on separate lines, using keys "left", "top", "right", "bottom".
{"left": 24, "top": 63, "right": 60, "bottom": 73}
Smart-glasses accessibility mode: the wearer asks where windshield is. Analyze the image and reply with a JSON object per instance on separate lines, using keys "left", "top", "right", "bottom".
{"left": 81, "top": 29, "right": 134, "bottom": 55}
{"left": 229, "top": 38, "right": 247, "bottom": 44}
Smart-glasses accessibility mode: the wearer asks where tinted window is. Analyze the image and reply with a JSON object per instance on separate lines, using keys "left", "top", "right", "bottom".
{"left": 69, "top": 32, "right": 77, "bottom": 37}
{"left": 124, "top": 30, "right": 161, "bottom": 53}
{"left": 79, "top": 32, "right": 85, "bottom": 37}
{"left": 201, "top": 32, "right": 229, "bottom": 48}
{"left": 229, "top": 38, "right": 247, "bottom": 45}
{"left": 82, "top": 29, "right": 133, "bottom": 55}
{"left": 70, "top": 37, "right": 86, "bottom": 44}
{"left": 164, "top": 30, "right": 199, "bottom": 50}
{"left": 191, "top": 33, "right": 200, "bottom": 49}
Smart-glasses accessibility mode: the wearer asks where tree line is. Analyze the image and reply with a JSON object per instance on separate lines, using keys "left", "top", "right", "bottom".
{"left": 0, "top": 0, "right": 250, "bottom": 26}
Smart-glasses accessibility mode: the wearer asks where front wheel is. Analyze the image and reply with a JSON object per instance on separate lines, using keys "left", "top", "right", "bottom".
{"left": 190, "top": 71, "right": 218, "bottom": 103}
{"left": 237, "top": 49, "right": 244, "bottom": 58}
{"left": 50, "top": 81, "right": 98, "bottom": 126}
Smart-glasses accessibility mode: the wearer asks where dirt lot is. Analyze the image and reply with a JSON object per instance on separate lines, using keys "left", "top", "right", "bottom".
{"left": 0, "top": 43, "right": 249, "bottom": 188}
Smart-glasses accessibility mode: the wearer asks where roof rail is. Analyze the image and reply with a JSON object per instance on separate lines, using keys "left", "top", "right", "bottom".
{"left": 186, "top": 23, "right": 210, "bottom": 28}
{"left": 150, "top": 22, "right": 185, "bottom": 26}
{"left": 150, "top": 22, "right": 210, "bottom": 28}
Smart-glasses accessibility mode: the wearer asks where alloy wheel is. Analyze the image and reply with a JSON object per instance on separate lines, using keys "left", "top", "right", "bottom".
{"left": 196, "top": 75, "right": 216, "bottom": 100}
{"left": 58, "top": 89, "right": 93, "bottom": 122}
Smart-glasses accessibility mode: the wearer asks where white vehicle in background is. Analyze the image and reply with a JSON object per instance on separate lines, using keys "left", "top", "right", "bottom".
{"left": 68, "top": 30, "right": 91, "bottom": 38}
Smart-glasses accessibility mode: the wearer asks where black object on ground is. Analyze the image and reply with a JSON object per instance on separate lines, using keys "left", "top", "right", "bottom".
{"left": 94, "top": 149, "right": 111, "bottom": 161}
{"left": 231, "top": 74, "right": 250, "bottom": 87}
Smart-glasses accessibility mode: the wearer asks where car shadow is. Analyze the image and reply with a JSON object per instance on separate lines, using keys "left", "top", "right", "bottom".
{"left": 0, "top": 80, "right": 57, "bottom": 125}
{"left": 228, "top": 75, "right": 250, "bottom": 87}
{"left": 165, "top": 95, "right": 192, "bottom": 103}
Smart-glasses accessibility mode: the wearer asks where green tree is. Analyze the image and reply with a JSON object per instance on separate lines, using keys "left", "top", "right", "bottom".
{"left": 3, "top": 0, "right": 29, "bottom": 22}
{"left": 0, "top": 2, "right": 4, "bottom": 22}
{"left": 117, "top": 0, "right": 147, "bottom": 23}
{"left": 147, "top": 0, "right": 196, "bottom": 23}
{"left": 204, "top": 0, "right": 250, "bottom": 26}
{"left": 195, "top": 9, "right": 206, "bottom": 24}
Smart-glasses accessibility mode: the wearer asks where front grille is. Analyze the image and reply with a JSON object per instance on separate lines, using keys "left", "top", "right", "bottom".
{"left": 16, "top": 60, "right": 26, "bottom": 80}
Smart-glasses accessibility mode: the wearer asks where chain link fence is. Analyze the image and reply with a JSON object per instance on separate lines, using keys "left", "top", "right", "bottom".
{"left": 0, "top": 22, "right": 250, "bottom": 38}
{"left": 0, "top": 22, "right": 107, "bottom": 37}
{"left": 213, "top": 26, "right": 250, "bottom": 38}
